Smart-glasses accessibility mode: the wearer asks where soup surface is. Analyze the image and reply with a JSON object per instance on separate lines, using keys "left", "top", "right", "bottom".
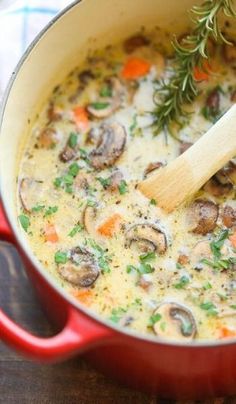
{"left": 17, "top": 29, "right": 236, "bottom": 341}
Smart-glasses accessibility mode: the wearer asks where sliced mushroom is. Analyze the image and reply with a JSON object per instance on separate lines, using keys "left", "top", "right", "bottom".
{"left": 231, "top": 90, "right": 236, "bottom": 102}
{"left": 58, "top": 247, "right": 99, "bottom": 287}
{"left": 144, "top": 161, "right": 164, "bottom": 178}
{"left": 187, "top": 199, "right": 219, "bottom": 235}
{"left": 106, "top": 170, "right": 124, "bottom": 192}
{"left": 47, "top": 103, "right": 63, "bottom": 122}
{"left": 221, "top": 205, "right": 236, "bottom": 228}
{"left": 78, "top": 69, "right": 95, "bottom": 85}
{"left": 216, "top": 161, "right": 236, "bottom": 185}
{"left": 37, "top": 128, "right": 58, "bottom": 149}
{"left": 59, "top": 145, "right": 77, "bottom": 163}
{"left": 125, "top": 223, "right": 167, "bottom": 254}
{"left": 123, "top": 34, "right": 150, "bottom": 53}
{"left": 191, "top": 240, "right": 212, "bottom": 267}
{"left": 89, "top": 122, "right": 126, "bottom": 169}
{"left": 87, "top": 77, "right": 123, "bottom": 119}
{"left": 179, "top": 142, "right": 193, "bottom": 155}
{"left": 203, "top": 177, "right": 232, "bottom": 197}
{"left": 74, "top": 171, "right": 91, "bottom": 190}
{"left": 223, "top": 41, "right": 236, "bottom": 63}
{"left": 19, "top": 178, "right": 43, "bottom": 212}
{"left": 85, "top": 127, "right": 100, "bottom": 145}
{"left": 152, "top": 302, "right": 197, "bottom": 341}
{"left": 83, "top": 204, "right": 97, "bottom": 234}
{"left": 205, "top": 88, "right": 220, "bottom": 117}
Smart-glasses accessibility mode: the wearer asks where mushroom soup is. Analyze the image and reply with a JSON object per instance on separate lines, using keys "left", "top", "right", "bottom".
{"left": 17, "top": 30, "right": 236, "bottom": 341}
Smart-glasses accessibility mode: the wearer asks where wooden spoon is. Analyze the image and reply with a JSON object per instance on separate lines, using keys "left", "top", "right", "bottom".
{"left": 138, "top": 104, "right": 236, "bottom": 212}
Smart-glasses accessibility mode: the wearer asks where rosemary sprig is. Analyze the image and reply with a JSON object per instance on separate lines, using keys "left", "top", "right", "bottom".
{"left": 153, "top": 0, "right": 236, "bottom": 137}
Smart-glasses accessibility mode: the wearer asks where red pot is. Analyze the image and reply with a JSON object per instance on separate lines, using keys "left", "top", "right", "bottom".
{"left": 1, "top": 0, "right": 236, "bottom": 399}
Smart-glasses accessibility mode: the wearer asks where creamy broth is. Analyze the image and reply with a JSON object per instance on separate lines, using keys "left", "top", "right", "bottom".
{"left": 17, "top": 29, "right": 236, "bottom": 341}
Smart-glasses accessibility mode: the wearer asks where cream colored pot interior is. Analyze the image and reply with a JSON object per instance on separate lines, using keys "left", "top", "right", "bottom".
{"left": 0, "top": 0, "right": 235, "bottom": 264}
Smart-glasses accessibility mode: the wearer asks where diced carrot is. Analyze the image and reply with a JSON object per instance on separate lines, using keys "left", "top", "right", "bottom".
{"left": 73, "top": 289, "right": 93, "bottom": 305}
{"left": 73, "top": 106, "right": 89, "bottom": 131}
{"left": 219, "top": 327, "right": 236, "bottom": 338}
{"left": 193, "top": 61, "right": 211, "bottom": 81}
{"left": 229, "top": 232, "right": 236, "bottom": 248}
{"left": 97, "top": 213, "right": 122, "bottom": 237}
{"left": 121, "top": 57, "right": 151, "bottom": 80}
{"left": 44, "top": 223, "right": 59, "bottom": 243}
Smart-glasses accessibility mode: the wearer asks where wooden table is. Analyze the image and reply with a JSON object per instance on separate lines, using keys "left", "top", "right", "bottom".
{"left": 0, "top": 241, "right": 234, "bottom": 404}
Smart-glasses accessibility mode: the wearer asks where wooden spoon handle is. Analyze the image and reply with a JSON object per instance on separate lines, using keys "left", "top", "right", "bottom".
{"left": 138, "top": 104, "right": 236, "bottom": 212}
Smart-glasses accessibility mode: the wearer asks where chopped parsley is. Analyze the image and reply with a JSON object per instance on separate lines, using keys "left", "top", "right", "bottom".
{"left": 32, "top": 204, "right": 45, "bottom": 212}
{"left": 54, "top": 251, "right": 68, "bottom": 264}
{"left": 129, "top": 114, "right": 138, "bottom": 135}
{"left": 174, "top": 275, "right": 190, "bottom": 289}
{"left": 230, "top": 305, "right": 236, "bottom": 310}
{"left": 200, "top": 301, "right": 218, "bottom": 316}
{"left": 100, "top": 84, "right": 112, "bottom": 98}
{"left": 109, "top": 307, "right": 127, "bottom": 323}
{"left": 139, "top": 252, "right": 156, "bottom": 263}
{"left": 148, "top": 313, "right": 161, "bottom": 327}
{"left": 68, "top": 223, "right": 84, "bottom": 237}
{"left": 126, "top": 262, "right": 155, "bottom": 275}
{"left": 90, "top": 102, "right": 110, "bottom": 110}
{"left": 203, "top": 281, "right": 212, "bottom": 290}
{"left": 118, "top": 180, "right": 128, "bottom": 195}
{"left": 44, "top": 206, "right": 58, "bottom": 217}
{"left": 87, "top": 199, "right": 96, "bottom": 207}
{"left": 68, "top": 162, "right": 81, "bottom": 177}
{"left": 201, "top": 230, "right": 235, "bottom": 271}
{"left": 150, "top": 198, "right": 157, "bottom": 206}
{"left": 18, "top": 214, "right": 30, "bottom": 232}
{"left": 88, "top": 238, "right": 111, "bottom": 273}
{"left": 68, "top": 133, "right": 78, "bottom": 149}
{"left": 54, "top": 162, "right": 81, "bottom": 193}
{"left": 96, "top": 176, "right": 111, "bottom": 189}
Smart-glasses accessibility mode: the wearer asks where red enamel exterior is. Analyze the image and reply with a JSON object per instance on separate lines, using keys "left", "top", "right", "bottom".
{"left": 1, "top": 201, "right": 236, "bottom": 400}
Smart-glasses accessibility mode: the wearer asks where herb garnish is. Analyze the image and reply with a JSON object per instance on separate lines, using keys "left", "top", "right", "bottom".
{"left": 100, "top": 84, "right": 112, "bottom": 98}
{"left": 118, "top": 180, "right": 128, "bottom": 195}
{"left": 18, "top": 214, "right": 30, "bottom": 232}
{"left": 54, "top": 251, "right": 68, "bottom": 264}
{"left": 68, "top": 223, "right": 84, "bottom": 237}
{"left": 152, "top": 0, "right": 236, "bottom": 135}
{"left": 200, "top": 301, "right": 218, "bottom": 316}
{"left": 148, "top": 313, "right": 162, "bottom": 327}
{"left": 44, "top": 206, "right": 58, "bottom": 217}
{"left": 174, "top": 275, "right": 190, "bottom": 289}
{"left": 90, "top": 102, "right": 110, "bottom": 110}
{"left": 96, "top": 176, "right": 111, "bottom": 189}
{"left": 109, "top": 307, "right": 127, "bottom": 323}
{"left": 68, "top": 133, "right": 78, "bottom": 149}
{"left": 87, "top": 238, "right": 111, "bottom": 273}
{"left": 54, "top": 162, "right": 81, "bottom": 193}
{"left": 201, "top": 229, "right": 236, "bottom": 271}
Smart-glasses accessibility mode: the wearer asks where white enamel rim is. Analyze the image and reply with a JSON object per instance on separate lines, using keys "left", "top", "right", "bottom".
{"left": 0, "top": 0, "right": 235, "bottom": 348}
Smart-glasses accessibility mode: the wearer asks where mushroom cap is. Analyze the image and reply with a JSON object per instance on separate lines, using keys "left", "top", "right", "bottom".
{"left": 153, "top": 302, "right": 197, "bottom": 341}
{"left": 187, "top": 199, "right": 219, "bottom": 235}
{"left": 82, "top": 205, "right": 98, "bottom": 234}
{"left": 125, "top": 223, "right": 167, "bottom": 254}
{"left": 89, "top": 122, "right": 127, "bottom": 169}
{"left": 58, "top": 247, "right": 100, "bottom": 287}
{"left": 19, "top": 178, "right": 43, "bottom": 212}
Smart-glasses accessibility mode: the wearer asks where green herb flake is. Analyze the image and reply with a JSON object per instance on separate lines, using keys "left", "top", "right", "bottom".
{"left": 126, "top": 265, "right": 137, "bottom": 274}
{"left": 230, "top": 305, "right": 236, "bottom": 310}
{"left": 68, "top": 223, "right": 84, "bottom": 237}
{"left": 90, "top": 102, "right": 110, "bottom": 110}
{"left": 68, "top": 133, "right": 78, "bottom": 149}
{"left": 18, "top": 214, "right": 30, "bottom": 232}
{"left": 174, "top": 275, "right": 190, "bottom": 289}
{"left": 148, "top": 313, "right": 162, "bottom": 326}
{"left": 100, "top": 84, "right": 112, "bottom": 98}
{"left": 118, "top": 180, "right": 128, "bottom": 195}
{"left": 129, "top": 114, "right": 138, "bottom": 135}
{"left": 200, "top": 301, "right": 218, "bottom": 316}
{"left": 44, "top": 206, "right": 58, "bottom": 217}
{"left": 96, "top": 176, "right": 111, "bottom": 189}
{"left": 109, "top": 307, "right": 127, "bottom": 323}
{"left": 139, "top": 252, "right": 156, "bottom": 263}
{"left": 32, "top": 204, "right": 45, "bottom": 213}
{"left": 54, "top": 251, "right": 68, "bottom": 264}
{"left": 181, "top": 321, "right": 193, "bottom": 335}
{"left": 87, "top": 199, "right": 96, "bottom": 207}
{"left": 68, "top": 162, "right": 81, "bottom": 177}
{"left": 203, "top": 281, "right": 212, "bottom": 290}
{"left": 150, "top": 198, "right": 157, "bottom": 206}
{"left": 138, "top": 263, "right": 155, "bottom": 274}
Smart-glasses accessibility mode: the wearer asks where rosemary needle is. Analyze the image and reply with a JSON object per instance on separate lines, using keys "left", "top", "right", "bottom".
{"left": 152, "top": 0, "right": 236, "bottom": 137}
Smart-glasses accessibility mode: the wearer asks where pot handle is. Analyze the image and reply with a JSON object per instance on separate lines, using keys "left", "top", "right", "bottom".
{"left": 0, "top": 201, "right": 114, "bottom": 362}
